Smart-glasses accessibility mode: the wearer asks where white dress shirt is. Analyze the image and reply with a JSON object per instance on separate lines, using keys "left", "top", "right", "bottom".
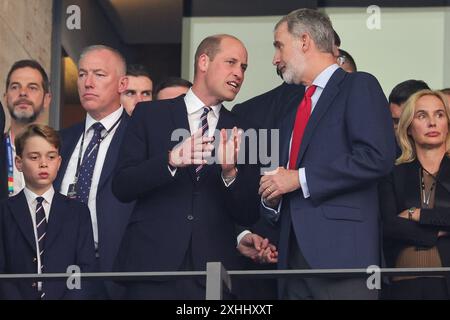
{"left": 169, "top": 89, "right": 235, "bottom": 185}
{"left": 60, "top": 106, "right": 124, "bottom": 248}
{"left": 184, "top": 88, "right": 221, "bottom": 137}
{"left": 23, "top": 186, "right": 54, "bottom": 290}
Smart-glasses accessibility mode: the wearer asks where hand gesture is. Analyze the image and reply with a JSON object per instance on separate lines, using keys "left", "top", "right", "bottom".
{"left": 217, "top": 127, "right": 242, "bottom": 177}
{"left": 237, "top": 233, "right": 278, "bottom": 264}
{"left": 169, "top": 128, "right": 214, "bottom": 168}
{"left": 259, "top": 167, "right": 300, "bottom": 203}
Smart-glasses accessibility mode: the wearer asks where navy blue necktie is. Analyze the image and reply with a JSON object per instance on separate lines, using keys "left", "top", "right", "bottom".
{"left": 195, "top": 106, "right": 211, "bottom": 180}
{"left": 76, "top": 122, "right": 104, "bottom": 204}
{"left": 35, "top": 196, "right": 46, "bottom": 299}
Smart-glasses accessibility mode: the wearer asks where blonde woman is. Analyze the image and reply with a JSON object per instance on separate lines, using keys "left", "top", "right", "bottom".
{"left": 379, "top": 89, "right": 450, "bottom": 299}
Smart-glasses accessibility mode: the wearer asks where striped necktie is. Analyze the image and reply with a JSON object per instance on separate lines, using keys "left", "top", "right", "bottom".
{"left": 35, "top": 196, "right": 47, "bottom": 299}
{"left": 195, "top": 106, "right": 211, "bottom": 180}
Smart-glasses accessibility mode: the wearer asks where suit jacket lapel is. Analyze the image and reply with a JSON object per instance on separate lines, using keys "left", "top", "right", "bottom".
{"left": 44, "top": 193, "right": 65, "bottom": 250}
{"left": 10, "top": 191, "right": 36, "bottom": 252}
{"left": 403, "top": 160, "right": 422, "bottom": 208}
{"left": 434, "top": 156, "right": 450, "bottom": 208}
{"left": 295, "top": 68, "right": 346, "bottom": 168}
{"left": 280, "top": 107, "right": 297, "bottom": 167}
{"left": 98, "top": 113, "right": 128, "bottom": 191}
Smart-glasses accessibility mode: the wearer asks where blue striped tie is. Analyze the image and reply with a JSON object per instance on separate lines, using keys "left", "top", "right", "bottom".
{"left": 76, "top": 122, "right": 104, "bottom": 204}
{"left": 35, "top": 196, "right": 46, "bottom": 299}
{"left": 195, "top": 106, "right": 211, "bottom": 180}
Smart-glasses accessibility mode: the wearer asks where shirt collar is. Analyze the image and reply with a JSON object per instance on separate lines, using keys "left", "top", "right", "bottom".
{"left": 312, "top": 63, "right": 340, "bottom": 90}
{"left": 184, "top": 88, "right": 221, "bottom": 118}
{"left": 23, "top": 186, "right": 55, "bottom": 206}
{"left": 85, "top": 106, "right": 124, "bottom": 134}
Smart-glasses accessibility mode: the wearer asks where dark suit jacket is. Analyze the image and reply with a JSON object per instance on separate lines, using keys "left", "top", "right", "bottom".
{"left": 53, "top": 112, "right": 134, "bottom": 298}
{"left": 0, "top": 191, "right": 97, "bottom": 299}
{"left": 232, "top": 82, "right": 303, "bottom": 299}
{"left": 379, "top": 157, "right": 450, "bottom": 283}
{"left": 0, "top": 103, "right": 7, "bottom": 201}
{"left": 270, "top": 68, "right": 396, "bottom": 271}
{"left": 232, "top": 82, "right": 304, "bottom": 130}
{"left": 112, "top": 96, "right": 260, "bottom": 277}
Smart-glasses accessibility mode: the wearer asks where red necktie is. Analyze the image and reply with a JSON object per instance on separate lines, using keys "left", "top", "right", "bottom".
{"left": 288, "top": 85, "right": 317, "bottom": 170}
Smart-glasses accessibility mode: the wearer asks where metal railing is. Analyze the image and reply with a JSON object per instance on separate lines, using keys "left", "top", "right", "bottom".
{"left": 1, "top": 262, "right": 450, "bottom": 299}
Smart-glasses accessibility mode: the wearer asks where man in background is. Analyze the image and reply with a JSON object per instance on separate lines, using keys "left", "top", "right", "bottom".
{"left": 121, "top": 64, "right": 153, "bottom": 115}
{"left": 388, "top": 79, "right": 430, "bottom": 131}
{"left": 0, "top": 102, "right": 6, "bottom": 200}
{"left": 1, "top": 60, "right": 51, "bottom": 198}
{"left": 153, "top": 76, "right": 192, "bottom": 100}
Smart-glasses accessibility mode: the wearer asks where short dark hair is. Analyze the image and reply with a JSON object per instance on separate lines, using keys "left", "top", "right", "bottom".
{"left": 388, "top": 80, "right": 430, "bottom": 105}
{"left": 153, "top": 77, "right": 192, "bottom": 100}
{"left": 338, "top": 49, "right": 357, "bottom": 72}
{"left": 441, "top": 88, "right": 450, "bottom": 95}
{"left": 15, "top": 124, "right": 60, "bottom": 157}
{"left": 6, "top": 60, "right": 50, "bottom": 93}
{"left": 126, "top": 64, "right": 152, "bottom": 81}
{"left": 194, "top": 34, "right": 241, "bottom": 77}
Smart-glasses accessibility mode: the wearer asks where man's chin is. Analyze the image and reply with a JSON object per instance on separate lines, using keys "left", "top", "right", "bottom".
{"left": 11, "top": 112, "right": 36, "bottom": 124}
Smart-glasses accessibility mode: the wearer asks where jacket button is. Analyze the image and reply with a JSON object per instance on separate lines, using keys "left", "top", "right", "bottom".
{"left": 32, "top": 282, "right": 37, "bottom": 287}
{"left": 33, "top": 257, "right": 37, "bottom": 263}
{"left": 187, "top": 215, "right": 194, "bottom": 221}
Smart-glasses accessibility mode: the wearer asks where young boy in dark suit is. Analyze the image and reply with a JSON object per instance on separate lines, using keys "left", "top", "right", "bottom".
{"left": 0, "top": 124, "right": 97, "bottom": 299}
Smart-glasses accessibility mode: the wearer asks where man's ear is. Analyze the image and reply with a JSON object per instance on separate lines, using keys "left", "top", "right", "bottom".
{"left": 118, "top": 76, "right": 128, "bottom": 94}
{"left": 197, "top": 53, "right": 210, "bottom": 74}
{"left": 44, "top": 92, "right": 52, "bottom": 111}
{"left": 15, "top": 156, "right": 23, "bottom": 172}
{"left": 301, "top": 33, "right": 312, "bottom": 52}
{"left": 56, "top": 155, "right": 62, "bottom": 172}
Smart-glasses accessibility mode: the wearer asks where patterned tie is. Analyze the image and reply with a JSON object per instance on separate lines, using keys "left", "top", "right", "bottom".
{"left": 288, "top": 85, "right": 317, "bottom": 170}
{"left": 76, "top": 122, "right": 104, "bottom": 204}
{"left": 195, "top": 106, "right": 212, "bottom": 180}
{"left": 35, "top": 196, "right": 47, "bottom": 299}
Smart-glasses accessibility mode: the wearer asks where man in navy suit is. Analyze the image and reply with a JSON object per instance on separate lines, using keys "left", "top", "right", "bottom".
{"left": 53, "top": 45, "right": 134, "bottom": 299}
{"left": 232, "top": 82, "right": 302, "bottom": 299}
{"left": 0, "top": 124, "right": 97, "bottom": 299}
{"left": 112, "top": 34, "right": 260, "bottom": 299}
{"left": 259, "top": 9, "right": 396, "bottom": 299}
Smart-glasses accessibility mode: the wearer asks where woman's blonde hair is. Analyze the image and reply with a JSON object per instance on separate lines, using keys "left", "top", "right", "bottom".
{"left": 396, "top": 89, "right": 450, "bottom": 164}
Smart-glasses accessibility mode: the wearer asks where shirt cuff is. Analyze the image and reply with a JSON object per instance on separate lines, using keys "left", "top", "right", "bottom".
{"left": 299, "top": 167, "right": 310, "bottom": 198}
{"left": 237, "top": 230, "right": 251, "bottom": 246}
{"left": 168, "top": 165, "right": 177, "bottom": 177}
{"left": 221, "top": 170, "right": 237, "bottom": 187}
{"left": 261, "top": 196, "right": 282, "bottom": 214}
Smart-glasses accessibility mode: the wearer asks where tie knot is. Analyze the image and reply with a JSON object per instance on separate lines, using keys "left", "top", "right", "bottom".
{"left": 305, "top": 85, "right": 317, "bottom": 98}
{"left": 36, "top": 197, "right": 44, "bottom": 205}
{"left": 91, "top": 122, "right": 104, "bottom": 133}
{"left": 202, "top": 106, "right": 211, "bottom": 114}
